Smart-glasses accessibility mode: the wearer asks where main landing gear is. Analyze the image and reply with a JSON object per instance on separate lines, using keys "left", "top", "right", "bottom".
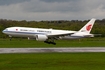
{"left": 44, "top": 39, "right": 56, "bottom": 45}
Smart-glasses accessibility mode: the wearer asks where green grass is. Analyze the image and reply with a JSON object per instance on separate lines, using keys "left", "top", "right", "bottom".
{"left": 0, "top": 37, "right": 105, "bottom": 47}
{"left": 0, "top": 38, "right": 105, "bottom": 70}
{"left": 0, "top": 38, "right": 105, "bottom": 48}
{"left": 0, "top": 53, "right": 105, "bottom": 70}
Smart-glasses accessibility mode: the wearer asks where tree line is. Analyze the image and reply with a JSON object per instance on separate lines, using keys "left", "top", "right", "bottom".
{"left": 0, "top": 19, "right": 105, "bottom": 38}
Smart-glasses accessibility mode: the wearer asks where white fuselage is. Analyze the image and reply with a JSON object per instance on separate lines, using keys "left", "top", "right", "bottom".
{"left": 2, "top": 27, "right": 76, "bottom": 38}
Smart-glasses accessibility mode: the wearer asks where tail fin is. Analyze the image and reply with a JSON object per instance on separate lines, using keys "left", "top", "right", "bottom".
{"left": 78, "top": 18, "right": 96, "bottom": 33}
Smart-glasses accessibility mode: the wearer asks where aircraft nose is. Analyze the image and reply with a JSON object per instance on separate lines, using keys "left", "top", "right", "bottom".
{"left": 2, "top": 29, "right": 7, "bottom": 34}
{"left": 2, "top": 30, "right": 5, "bottom": 33}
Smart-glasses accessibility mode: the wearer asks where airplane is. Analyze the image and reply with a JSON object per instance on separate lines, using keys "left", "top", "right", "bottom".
{"left": 2, "top": 18, "right": 96, "bottom": 45}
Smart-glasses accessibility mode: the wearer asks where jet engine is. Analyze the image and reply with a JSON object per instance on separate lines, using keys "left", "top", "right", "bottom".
{"left": 36, "top": 35, "right": 48, "bottom": 41}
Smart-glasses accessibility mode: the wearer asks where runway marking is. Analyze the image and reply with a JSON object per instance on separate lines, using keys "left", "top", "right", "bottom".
{"left": 0, "top": 47, "right": 105, "bottom": 53}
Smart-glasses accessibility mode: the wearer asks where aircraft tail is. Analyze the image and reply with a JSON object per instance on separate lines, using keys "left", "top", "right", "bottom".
{"left": 78, "top": 18, "right": 96, "bottom": 33}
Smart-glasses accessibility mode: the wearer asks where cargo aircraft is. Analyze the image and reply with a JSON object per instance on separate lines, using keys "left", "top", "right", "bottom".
{"left": 2, "top": 18, "right": 96, "bottom": 45}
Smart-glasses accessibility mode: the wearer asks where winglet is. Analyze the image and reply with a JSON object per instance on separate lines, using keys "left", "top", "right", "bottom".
{"left": 78, "top": 18, "right": 96, "bottom": 33}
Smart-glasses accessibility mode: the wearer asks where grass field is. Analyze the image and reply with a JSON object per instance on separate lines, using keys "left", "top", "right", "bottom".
{"left": 0, "top": 37, "right": 105, "bottom": 47}
{"left": 0, "top": 38, "right": 105, "bottom": 70}
{"left": 0, "top": 53, "right": 105, "bottom": 70}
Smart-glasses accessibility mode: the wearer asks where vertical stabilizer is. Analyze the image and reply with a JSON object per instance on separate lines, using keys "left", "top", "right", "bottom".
{"left": 78, "top": 18, "right": 96, "bottom": 33}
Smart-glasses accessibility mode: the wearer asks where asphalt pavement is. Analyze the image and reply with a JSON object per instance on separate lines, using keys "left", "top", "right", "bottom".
{"left": 0, "top": 47, "right": 105, "bottom": 53}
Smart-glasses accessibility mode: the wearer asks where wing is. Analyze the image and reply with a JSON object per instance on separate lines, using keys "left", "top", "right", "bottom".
{"left": 47, "top": 31, "right": 77, "bottom": 39}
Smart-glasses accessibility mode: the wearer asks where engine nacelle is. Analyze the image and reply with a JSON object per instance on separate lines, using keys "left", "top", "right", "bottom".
{"left": 36, "top": 35, "right": 48, "bottom": 41}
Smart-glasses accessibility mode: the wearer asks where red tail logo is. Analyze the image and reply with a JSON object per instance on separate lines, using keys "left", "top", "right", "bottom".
{"left": 86, "top": 24, "right": 92, "bottom": 31}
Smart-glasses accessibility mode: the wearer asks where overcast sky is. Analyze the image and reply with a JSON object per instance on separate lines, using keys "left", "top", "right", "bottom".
{"left": 0, "top": 0, "right": 105, "bottom": 21}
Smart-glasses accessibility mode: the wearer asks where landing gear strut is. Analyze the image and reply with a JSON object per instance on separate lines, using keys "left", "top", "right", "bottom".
{"left": 10, "top": 37, "right": 12, "bottom": 41}
{"left": 9, "top": 35, "right": 12, "bottom": 41}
